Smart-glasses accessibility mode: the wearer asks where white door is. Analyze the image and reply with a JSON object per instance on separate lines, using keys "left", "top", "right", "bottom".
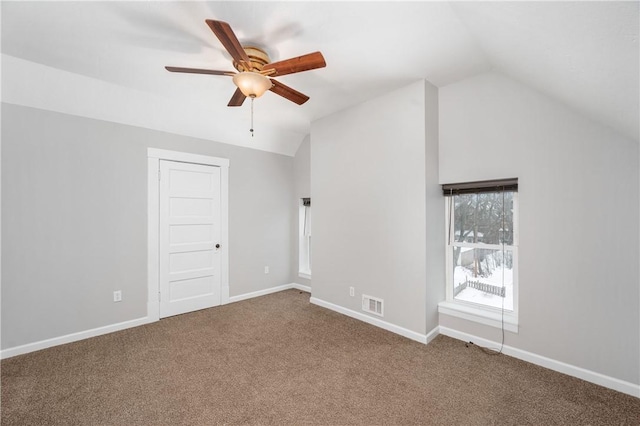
{"left": 159, "top": 160, "right": 221, "bottom": 318}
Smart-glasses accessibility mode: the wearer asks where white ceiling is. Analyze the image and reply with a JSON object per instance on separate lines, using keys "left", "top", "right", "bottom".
{"left": 2, "top": 1, "right": 638, "bottom": 156}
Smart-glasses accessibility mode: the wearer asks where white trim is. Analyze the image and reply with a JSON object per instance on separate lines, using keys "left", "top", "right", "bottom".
{"left": 147, "top": 148, "right": 230, "bottom": 320}
{"left": 438, "top": 301, "right": 518, "bottom": 333}
{"left": 228, "top": 283, "right": 300, "bottom": 303}
{"left": 292, "top": 283, "right": 311, "bottom": 292}
{"left": 444, "top": 193, "right": 519, "bottom": 325}
{"left": 425, "top": 325, "right": 440, "bottom": 344}
{"left": 450, "top": 242, "right": 516, "bottom": 250}
{"left": 1, "top": 316, "right": 152, "bottom": 359}
{"left": 310, "top": 296, "right": 431, "bottom": 344}
{"left": 298, "top": 201, "right": 312, "bottom": 278}
{"left": 220, "top": 164, "right": 230, "bottom": 304}
{"left": 0, "top": 281, "right": 303, "bottom": 359}
{"left": 298, "top": 271, "right": 311, "bottom": 280}
{"left": 147, "top": 148, "right": 230, "bottom": 167}
{"left": 439, "top": 326, "right": 640, "bottom": 398}
{"left": 147, "top": 157, "right": 160, "bottom": 322}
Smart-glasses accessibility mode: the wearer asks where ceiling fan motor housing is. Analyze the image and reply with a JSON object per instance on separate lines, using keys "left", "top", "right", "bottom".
{"left": 233, "top": 46, "right": 271, "bottom": 72}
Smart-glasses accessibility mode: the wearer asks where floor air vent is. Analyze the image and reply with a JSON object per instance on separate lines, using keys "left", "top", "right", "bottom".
{"left": 362, "top": 294, "right": 384, "bottom": 317}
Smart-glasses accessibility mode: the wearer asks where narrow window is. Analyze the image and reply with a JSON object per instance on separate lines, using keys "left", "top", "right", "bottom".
{"left": 442, "top": 179, "right": 518, "bottom": 323}
{"left": 298, "top": 198, "right": 311, "bottom": 279}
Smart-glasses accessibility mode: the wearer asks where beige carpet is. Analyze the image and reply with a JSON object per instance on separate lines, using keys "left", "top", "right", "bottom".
{"left": 2, "top": 289, "right": 639, "bottom": 425}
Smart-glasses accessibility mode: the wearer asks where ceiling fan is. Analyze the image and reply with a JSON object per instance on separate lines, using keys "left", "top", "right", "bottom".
{"left": 165, "top": 19, "right": 326, "bottom": 107}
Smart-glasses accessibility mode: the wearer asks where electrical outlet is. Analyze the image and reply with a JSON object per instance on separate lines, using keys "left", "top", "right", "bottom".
{"left": 264, "top": 266, "right": 270, "bottom": 274}
{"left": 349, "top": 287, "right": 355, "bottom": 297}
{"left": 113, "top": 290, "right": 122, "bottom": 302}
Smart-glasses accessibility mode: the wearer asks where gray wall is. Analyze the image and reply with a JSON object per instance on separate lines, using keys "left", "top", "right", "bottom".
{"left": 292, "top": 135, "right": 311, "bottom": 288}
{"left": 1, "top": 104, "right": 293, "bottom": 350}
{"left": 424, "top": 82, "right": 445, "bottom": 333}
{"left": 310, "top": 80, "right": 440, "bottom": 335}
{"left": 439, "top": 72, "right": 640, "bottom": 385}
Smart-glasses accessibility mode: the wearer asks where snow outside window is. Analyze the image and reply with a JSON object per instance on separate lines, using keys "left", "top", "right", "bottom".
{"left": 445, "top": 190, "right": 518, "bottom": 314}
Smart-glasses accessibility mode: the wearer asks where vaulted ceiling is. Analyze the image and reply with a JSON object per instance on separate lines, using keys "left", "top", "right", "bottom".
{"left": 2, "top": 1, "right": 638, "bottom": 155}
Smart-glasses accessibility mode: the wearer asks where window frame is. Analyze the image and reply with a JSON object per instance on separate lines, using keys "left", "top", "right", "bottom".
{"left": 298, "top": 200, "right": 311, "bottom": 279}
{"left": 440, "top": 191, "right": 519, "bottom": 332}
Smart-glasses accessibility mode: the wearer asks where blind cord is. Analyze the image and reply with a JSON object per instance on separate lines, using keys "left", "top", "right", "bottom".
{"left": 468, "top": 188, "right": 506, "bottom": 356}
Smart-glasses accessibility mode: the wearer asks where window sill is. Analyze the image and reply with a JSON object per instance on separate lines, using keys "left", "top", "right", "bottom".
{"left": 438, "top": 301, "right": 518, "bottom": 333}
{"left": 298, "top": 271, "right": 311, "bottom": 280}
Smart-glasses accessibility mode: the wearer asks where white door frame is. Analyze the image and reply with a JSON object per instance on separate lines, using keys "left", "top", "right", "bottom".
{"left": 147, "top": 148, "right": 229, "bottom": 322}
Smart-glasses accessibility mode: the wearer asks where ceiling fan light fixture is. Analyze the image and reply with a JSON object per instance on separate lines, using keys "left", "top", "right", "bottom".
{"left": 232, "top": 72, "right": 272, "bottom": 98}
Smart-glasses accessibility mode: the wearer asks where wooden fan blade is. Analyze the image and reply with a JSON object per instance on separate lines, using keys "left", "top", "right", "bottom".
{"left": 269, "top": 79, "right": 309, "bottom": 105}
{"left": 263, "top": 51, "right": 326, "bottom": 77}
{"left": 165, "top": 66, "right": 233, "bottom": 76}
{"left": 205, "top": 19, "right": 252, "bottom": 70}
{"left": 228, "top": 88, "right": 247, "bottom": 107}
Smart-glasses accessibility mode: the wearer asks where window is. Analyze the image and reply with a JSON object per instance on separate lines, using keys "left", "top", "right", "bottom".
{"left": 298, "top": 198, "right": 311, "bottom": 279}
{"left": 440, "top": 179, "right": 518, "bottom": 331}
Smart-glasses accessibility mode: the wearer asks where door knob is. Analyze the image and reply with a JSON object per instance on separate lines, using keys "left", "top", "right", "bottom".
{"left": 215, "top": 244, "right": 220, "bottom": 249}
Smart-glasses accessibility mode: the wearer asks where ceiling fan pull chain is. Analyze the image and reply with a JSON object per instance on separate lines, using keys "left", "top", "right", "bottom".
{"left": 250, "top": 97, "right": 254, "bottom": 137}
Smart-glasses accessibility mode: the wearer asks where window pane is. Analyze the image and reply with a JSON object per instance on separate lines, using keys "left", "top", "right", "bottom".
{"left": 452, "top": 194, "right": 476, "bottom": 243}
{"left": 453, "top": 192, "right": 513, "bottom": 245}
{"left": 452, "top": 247, "right": 513, "bottom": 311}
{"left": 299, "top": 203, "right": 312, "bottom": 275}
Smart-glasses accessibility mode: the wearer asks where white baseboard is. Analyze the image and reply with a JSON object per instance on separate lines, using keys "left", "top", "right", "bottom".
{"left": 228, "top": 284, "right": 294, "bottom": 303}
{"left": 310, "top": 296, "right": 434, "bottom": 344}
{"left": 0, "top": 316, "right": 152, "bottom": 360}
{"left": 3, "top": 283, "right": 307, "bottom": 359}
{"left": 291, "top": 282, "right": 311, "bottom": 293}
{"left": 425, "top": 325, "right": 440, "bottom": 344}
{"left": 439, "top": 326, "right": 640, "bottom": 398}
{"left": 9, "top": 287, "right": 632, "bottom": 399}
{"left": 228, "top": 283, "right": 310, "bottom": 304}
